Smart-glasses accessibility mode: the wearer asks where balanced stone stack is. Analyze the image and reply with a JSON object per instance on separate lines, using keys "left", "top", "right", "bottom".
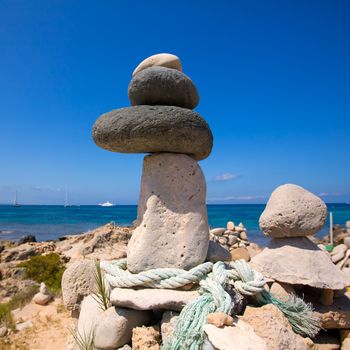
{"left": 93, "top": 53, "right": 212, "bottom": 273}
{"left": 251, "top": 184, "right": 350, "bottom": 306}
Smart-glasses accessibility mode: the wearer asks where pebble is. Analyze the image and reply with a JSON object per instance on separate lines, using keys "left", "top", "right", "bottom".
{"left": 227, "top": 221, "right": 235, "bottom": 231}
{"left": 132, "top": 53, "right": 182, "bottom": 77}
{"left": 230, "top": 247, "right": 250, "bottom": 262}
{"left": 239, "top": 231, "right": 248, "bottom": 240}
{"left": 207, "top": 312, "right": 234, "bottom": 328}
{"left": 206, "top": 240, "right": 231, "bottom": 262}
{"left": 228, "top": 236, "right": 238, "bottom": 246}
{"left": 210, "top": 228, "right": 226, "bottom": 236}
{"left": 218, "top": 237, "right": 228, "bottom": 245}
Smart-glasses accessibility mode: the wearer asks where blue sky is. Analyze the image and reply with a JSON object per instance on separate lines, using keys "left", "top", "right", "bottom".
{"left": 0, "top": 0, "right": 349, "bottom": 205}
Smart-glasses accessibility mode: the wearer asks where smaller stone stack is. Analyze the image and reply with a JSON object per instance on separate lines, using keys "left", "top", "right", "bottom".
{"left": 92, "top": 53, "right": 213, "bottom": 273}
{"left": 251, "top": 184, "right": 350, "bottom": 306}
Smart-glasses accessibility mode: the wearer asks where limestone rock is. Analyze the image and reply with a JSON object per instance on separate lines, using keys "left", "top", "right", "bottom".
{"left": 132, "top": 53, "right": 182, "bottom": 77}
{"left": 230, "top": 247, "right": 250, "bottom": 262}
{"left": 210, "top": 228, "right": 225, "bottom": 236}
{"left": 94, "top": 307, "right": 152, "bottom": 350}
{"left": 110, "top": 288, "right": 199, "bottom": 311}
{"left": 92, "top": 106, "right": 213, "bottom": 161}
{"left": 32, "top": 292, "right": 52, "bottom": 305}
{"left": 259, "top": 184, "right": 328, "bottom": 238}
{"left": 204, "top": 320, "right": 267, "bottom": 350}
{"left": 206, "top": 240, "right": 231, "bottom": 262}
{"left": 128, "top": 67, "right": 199, "bottom": 109}
{"left": 207, "top": 312, "right": 234, "bottom": 328}
{"left": 161, "top": 311, "right": 179, "bottom": 344}
{"left": 127, "top": 153, "right": 210, "bottom": 272}
{"left": 131, "top": 326, "right": 161, "bottom": 350}
{"left": 241, "top": 304, "right": 307, "bottom": 350}
{"left": 250, "top": 237, "right": 350, "bottom": 289}
{"left": 269, "top": 282, "right": 296, "bottom": 301}
{"left": 62, "top": 260, "right": 97, "bottom": 311}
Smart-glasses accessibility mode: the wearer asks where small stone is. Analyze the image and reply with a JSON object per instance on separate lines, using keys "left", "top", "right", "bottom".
{"left": 207, "top": 312, "right": 233, "bottom": 328}
{"left": 0, "top": 326, "right": 8, "bottom": 337}
{"left": 218, "top": 237, "right": 228, "bottom": 245}
{"left": 206, "top": 240, "right": 231, "bottom": 262}
{"left": 16, "top": 320, "right": 33, "bottom": 331}
{"left": 235, "top": 226, "right": 245, "bottom": 233}
{"left": 228, "top": 235, "right": 238, "bottom": 246}
{"left": 259, "top": 184, "right": 328, "bottom": 238}
{"left": 32, "top": 292, "right": 52, "bottom": 305}
{"left": 238, "top": 223, "right": 244, "bottom": 228}
{"left": 210, "top": 228, "right": 226, "bottom": 236}
{"left": 269, "top": 282, "right": 295, "bottom": 301}
{"left": 94, "top": 307, "right": 152, "bottom": 350}
{"left": 92, "top": 106, "right": 213, "bottom": 161}
{"left": 204, "top": 321, "right": 267, "bottom": 350}
{"left": 128, "top": 67, "right": 199, "bottom": 109}
{"left": 39, "top": 282, "right": 49, "bottom": 295}
{"left": 110, "top": 288, "right": 199, "bottom": 311}
{"left": 132, "top": 326, "right": 161, "bottom": 350}
{"left": 161, "top": 311, "right": 179, "bottom": 344}
{"left": 227, "top": 221, "right": 235, "bottom": 231}
{"left": 344, "top": 237, "right": 350, "bottom": 249}
{"left": 132, "top": 53, "right": 182, "bottom": 77}
{"left": 230, "top": 247, "right": 250, "bottom": 262}
{"left": 62, "top": 260, "right": 97, "bottom": 311}
{"left": 239, "top": 231, "right": 248, "bottom": 240}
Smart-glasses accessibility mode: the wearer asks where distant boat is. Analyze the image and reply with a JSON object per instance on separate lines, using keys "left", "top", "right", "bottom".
{"left": 13, "top": 190, "right": 21, "bottom": 207}
{"left": 64, "top": 188, "right": 71, "bottom": 207}
{"left": 99, "top": 201, "right": 115, "bottom": 207}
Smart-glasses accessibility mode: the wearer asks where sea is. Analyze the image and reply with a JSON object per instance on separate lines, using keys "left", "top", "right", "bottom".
{"left": 0, "top": 204, "right": 349, "bottom": 246}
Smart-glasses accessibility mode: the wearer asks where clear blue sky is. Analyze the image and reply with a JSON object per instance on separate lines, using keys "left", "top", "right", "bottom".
{"left": 0, "top": 0, "right": 349, "bottom": 205}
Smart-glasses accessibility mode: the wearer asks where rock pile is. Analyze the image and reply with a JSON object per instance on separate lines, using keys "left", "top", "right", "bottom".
{"left": 32, "top": 282, "right": 53, "bottom": 305}
{"left": 92, "top": 53, "right": 212, "bottom": 273}
{"left": 251, "top": 184, "right": 350, "bottom": 305}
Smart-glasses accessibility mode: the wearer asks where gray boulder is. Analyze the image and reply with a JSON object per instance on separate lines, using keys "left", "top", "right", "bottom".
{"left": 127, "top": 153, "right": 210, "bottom": 273}
{"left": 128, "top": 66, "right": 199, "bottom": 109}
{"left": 92, "top": 105, "right": 213, "bottom": 161}
{"left": 259, "top": 184, "right": 327, "bottom": 238}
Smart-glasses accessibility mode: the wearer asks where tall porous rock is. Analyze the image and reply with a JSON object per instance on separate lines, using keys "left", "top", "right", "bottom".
{"left": 127, "top": 153, "right": 209, "bottom": 273}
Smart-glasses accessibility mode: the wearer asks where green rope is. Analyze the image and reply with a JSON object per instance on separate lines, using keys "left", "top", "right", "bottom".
{"left": 101, "top": 259, "right": 320, "bottom": 350}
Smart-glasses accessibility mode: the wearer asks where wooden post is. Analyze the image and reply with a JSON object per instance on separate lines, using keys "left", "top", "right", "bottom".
{"left": 330, "top": 212, "right": 334, "bottom": 246}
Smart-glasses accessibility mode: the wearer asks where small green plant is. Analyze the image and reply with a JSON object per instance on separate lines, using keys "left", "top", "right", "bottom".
{"left": 69, "top": 326, "right": 95, "bottom": 350}
{"left": 0, "top": 285, "right": 38, "bottom": 329}
{"left": 18, "top": 253, "right": 65, "bottom": 293}
{"left": 92, "top": 261, "right": 110, "bottom": 311}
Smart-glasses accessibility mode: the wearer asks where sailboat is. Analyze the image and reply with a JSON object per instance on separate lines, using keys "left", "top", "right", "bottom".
{"left": 98, "top": 201, "right": 115, "bottom": 207}
{"left": 64, "top": 188, "right": 71, "bottom": 207}
{"left": 13, "top": 190, "right": 21, "bottom": 207}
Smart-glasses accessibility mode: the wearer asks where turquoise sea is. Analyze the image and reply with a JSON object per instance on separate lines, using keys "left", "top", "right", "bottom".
{"left": 0, "top": 204, "right": 349, "bottom": 246}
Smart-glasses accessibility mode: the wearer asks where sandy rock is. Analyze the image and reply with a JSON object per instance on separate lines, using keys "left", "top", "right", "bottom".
{"left": 259, "top": 184, "right": 328, "bottom": 238}
{"left": 62, "top": 260, "right": 97, "bottom": 311}
{"left": 127, "top": 153, "right": 210, "bottom": 272}
{"left": 250, "top": 237, "right": 350, "bottom": 289}
{"left": 16, "top": 319, "right": 33, "bottom": 331}
{"left": 161, "top": 311, "right": 179, "bottom": 344}
{"left": 110, "top": 288, "right": 199, "bottom": 311}
{"left": 210, "top": 228, "right": 226, "bottom": 236}
{"left": 206, "top": 240, "right": 231, "bottom": 262}
{"left": 94, "top": 307, "right": 152, "bottom": 350}
{"left": 241, "top": 304, "right": 307, "bottom": 350}
{"left": 92, "top": 106, "right": 213, "bottom": 161}
{"left": 269, "top": 282, "right": 295, "bottom": 301}
{"left": 227, "top": 221, "right": 235, "bottom": 231}
{"left": 128, "top": 67, "right": 199, "bottom": 109}
{"left": 207, "top": 312, "right": 234, "bottom": 328}
{"left": 204, "top": 320, "right": 267, "bottom": 350}
{"left": 132, "top": 325, "right": 161, "bottom": 350}
{"left": 230, "top": 247, "right": 250, "bottom": 262}
{"left": 2, "top": 243, "right": 38, "bottom": 262}
{"left": 132, "top": 53, "right": 182, "bottom": 77}
{"left": 0, "top": 326, "right": 8, "bottom": 337}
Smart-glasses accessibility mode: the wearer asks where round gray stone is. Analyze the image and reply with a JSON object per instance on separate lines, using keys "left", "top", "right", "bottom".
{"left": 92, "top": 105, "right": 213, "bottom": 161}
{"left": 128, "top": 66, "right": 199, "bottom": 109}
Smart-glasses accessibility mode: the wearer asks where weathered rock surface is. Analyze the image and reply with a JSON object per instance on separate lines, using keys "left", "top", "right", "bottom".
{"left": 161, "top": 311, "right": 179, "bottom": 344}
{"left": 62, "top": 260, "right": 97, "bottom": 311}
{"left": 230, "top": 247, "right": 250, "bottom": 261}
{"left": 269, "top": 282, "right": 296, "bottom": 301}
{"left": 131, "top": 325, "right": 161, "bottom": 350}
{"left": 207, "top": 312, "right": 234, "bottom": 328}
{"left": 127, "top": 153, "right": 210, "bottom": 272}
{"left": 110, "top": 288, "right": 199, "bottom": 311}
{"left": 206, "top": 240, "right": 231, "bottom": 262}
{"left": 128, "top": 67, "right": 199, "bottom": 109}
{"left": 204, "top": 321, "right": 267, "bottom": 350}
{"left": 77, "top": 295, "right": 101, "bottom": 341}
{"left": 94, "top": 307, "right": 152, "bottom": 350}
{"left": 250, "top": 237, "right": 350, "bottom": 289}
{"left": 92, "top": 106, "right": 213, "bottom": 161}
{"left": 132, "top": 53, "right": 182, "bottom": 77}
{"left": 259, "top": 184, "right": 328, "bottom": 238}
{"left": 32, "top": 292, "right": 52, "bottom": 305}
{"left": 241, "top": 304, "right": 307, "bottom": 350}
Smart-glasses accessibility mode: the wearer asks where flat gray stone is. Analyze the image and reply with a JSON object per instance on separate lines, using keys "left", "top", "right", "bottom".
{"left": 206, "top": 240, "right": 231, "bottom": 262}
{"left": 250, "top": 237, "right": 350, "bottom": 289}
{"left": 110, "top": 288, "right": 199, "bottom": 311}
{"left": 259, "top": 184, "right": 328, "bottom": 238}
{"left": 128, "top": 66, "right": 199, "bottom": 109}
{"left": 92, "top": 105, "right": 213, "bottom": 161}
{"left": 127, "top": 153, "right": 210, "bottom": 272}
